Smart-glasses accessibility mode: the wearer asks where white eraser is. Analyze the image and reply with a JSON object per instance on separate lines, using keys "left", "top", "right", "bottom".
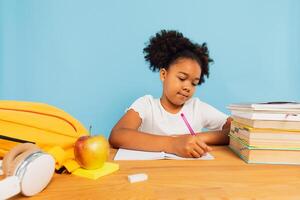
{"left": 128, "top": 173, "right": 148, "bottom": 183}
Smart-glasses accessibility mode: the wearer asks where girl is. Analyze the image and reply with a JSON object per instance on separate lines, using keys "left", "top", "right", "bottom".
{"left": 109, "top": 30, "right": 231, "bottom": 158}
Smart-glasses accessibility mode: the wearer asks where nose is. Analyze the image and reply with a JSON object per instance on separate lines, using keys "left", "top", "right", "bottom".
{"left": 183, "top": 84, "right": 191, "bottom": 93}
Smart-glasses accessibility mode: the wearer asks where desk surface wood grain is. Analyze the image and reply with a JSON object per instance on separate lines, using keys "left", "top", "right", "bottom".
{"left": 6, "top": 146, "right": 300, "bottom": 200}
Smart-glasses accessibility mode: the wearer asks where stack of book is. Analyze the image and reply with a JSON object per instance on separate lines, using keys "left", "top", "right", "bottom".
{"left": 227, "top": 102, "right": 300, "bottom": 165}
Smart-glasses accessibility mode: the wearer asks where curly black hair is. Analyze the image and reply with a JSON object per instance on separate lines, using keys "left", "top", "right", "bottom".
{"left": 143, "top": 30, "right": 213, "bottom": 85}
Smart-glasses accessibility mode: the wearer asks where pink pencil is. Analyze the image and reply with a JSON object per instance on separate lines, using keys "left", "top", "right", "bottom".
{"left": 180, "top": 113, "right": 196, "bottom": 136}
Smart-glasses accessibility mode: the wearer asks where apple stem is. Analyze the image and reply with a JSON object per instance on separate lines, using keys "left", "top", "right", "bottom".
{"left": 89, "top": 125, "right": 92, "bottom": 135}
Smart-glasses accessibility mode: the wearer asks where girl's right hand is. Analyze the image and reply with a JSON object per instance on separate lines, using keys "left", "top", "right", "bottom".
{"left": 169, "top": 134, "right": 212, "bottom": 158}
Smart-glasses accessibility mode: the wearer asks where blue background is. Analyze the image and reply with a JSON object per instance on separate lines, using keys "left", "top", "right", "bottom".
{"left": 1, "top": 0, "right": 299, "bottom": 137}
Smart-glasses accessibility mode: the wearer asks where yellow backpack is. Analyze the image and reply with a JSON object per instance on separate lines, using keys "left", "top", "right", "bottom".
{"left": 0, "top": 100, "right": 89, "bottom": 172}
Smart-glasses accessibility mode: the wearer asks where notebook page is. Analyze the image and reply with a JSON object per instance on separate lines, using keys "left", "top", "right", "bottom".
{"left": 114, "top": 149, "right": 214, "bottom": 160}
{"left": 163, "top": 152, "right": 214, "bottom": 160}
{"left": 114, "top": 148, "right": 165, "bottom": 160}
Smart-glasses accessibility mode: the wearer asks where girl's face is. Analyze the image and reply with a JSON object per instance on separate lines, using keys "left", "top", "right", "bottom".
{"left": 160, "top": 58, "right": 201, "bottom": 113}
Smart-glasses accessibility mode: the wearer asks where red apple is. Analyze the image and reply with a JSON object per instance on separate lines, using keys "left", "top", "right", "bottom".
{"left": 74, "top": 135, "right": 110, "bottom": 169}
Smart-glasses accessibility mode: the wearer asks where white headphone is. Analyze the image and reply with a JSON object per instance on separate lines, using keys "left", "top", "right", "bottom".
{"left": 0, "top": 143, "right": 55, "bottom": 199}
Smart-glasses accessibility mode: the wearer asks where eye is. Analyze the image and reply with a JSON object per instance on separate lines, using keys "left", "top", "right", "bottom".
{"left": 178, "top": 76, "right": 185, "bottom": 81}
{"left": 192, "top": 81, "right": 199, "bottom": 86}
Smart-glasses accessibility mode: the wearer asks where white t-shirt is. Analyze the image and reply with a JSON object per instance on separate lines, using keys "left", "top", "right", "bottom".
{"left": 127, "top": 95, "right": 228, "bottom": 136}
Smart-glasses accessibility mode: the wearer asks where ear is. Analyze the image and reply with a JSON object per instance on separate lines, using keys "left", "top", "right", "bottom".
{"left": 159, "top": 68, "right": 167, "bottom": 82}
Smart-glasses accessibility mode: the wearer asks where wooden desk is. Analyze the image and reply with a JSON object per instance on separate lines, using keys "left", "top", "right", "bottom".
{"left": 7, "top": 146, "right": 300, "bottom": 199}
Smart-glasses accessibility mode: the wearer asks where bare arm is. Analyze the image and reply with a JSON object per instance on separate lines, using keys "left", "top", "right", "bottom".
{"left": 198, "top": 117, "right": 232, "bottom": 145}
{"left": 109, "top": 110, "right": 174, "bottom": 152}
{"left": 109, "top": 109, "right": 211, "bottom": 158}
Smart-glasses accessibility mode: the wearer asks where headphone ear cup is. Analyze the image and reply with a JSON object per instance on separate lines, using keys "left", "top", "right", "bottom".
{"left": 2, "top": 143, "right": 40, "bottom": 176}
{"left": 10, "top": 148, "right": 40, "bottom": 176}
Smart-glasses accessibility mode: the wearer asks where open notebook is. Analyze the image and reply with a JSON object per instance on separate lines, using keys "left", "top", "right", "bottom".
{"left": 114, "top": 148, "right": 214, "bottom": 160}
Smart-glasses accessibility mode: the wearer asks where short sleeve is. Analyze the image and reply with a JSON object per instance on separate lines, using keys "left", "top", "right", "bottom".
{"left": 198, "top": 100, "right": 228, "bottom": 131}
{"left": 126, "top": 95, "right": 151, "bottom": 121}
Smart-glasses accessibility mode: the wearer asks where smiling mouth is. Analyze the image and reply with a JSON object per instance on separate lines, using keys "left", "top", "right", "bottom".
{"left": 178, "top": 93, "right": 189, "bottom": 98}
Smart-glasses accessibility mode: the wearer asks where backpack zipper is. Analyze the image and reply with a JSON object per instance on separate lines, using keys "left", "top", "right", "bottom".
{"left": 0, "top": 107, "right": 77, "bottom": 132}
